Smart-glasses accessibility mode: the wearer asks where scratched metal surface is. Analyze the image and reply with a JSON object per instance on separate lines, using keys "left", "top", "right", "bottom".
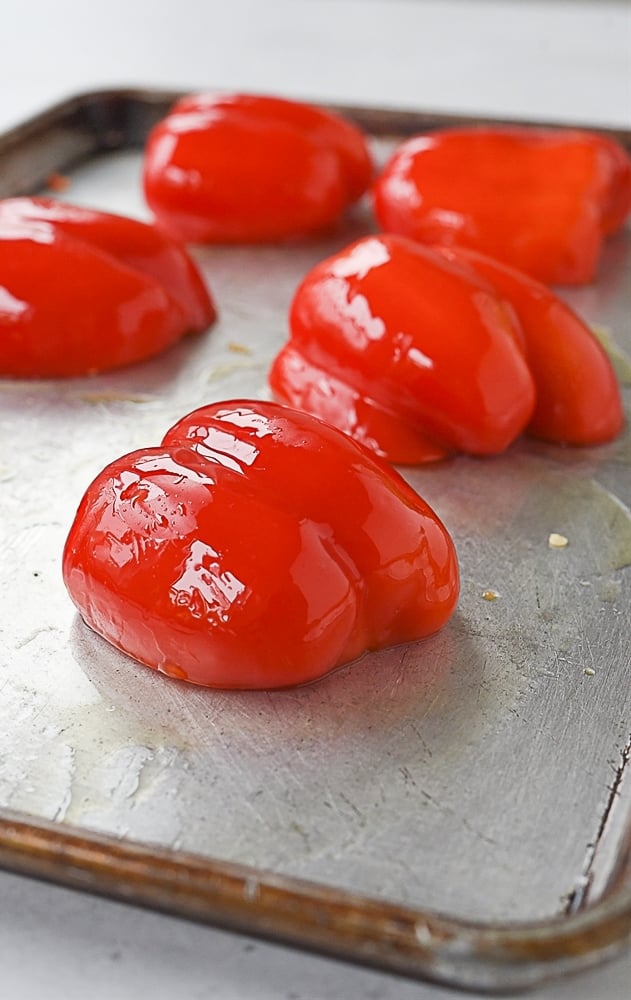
{"left": 0, "top": 146, "right": 630, "bottom": 925}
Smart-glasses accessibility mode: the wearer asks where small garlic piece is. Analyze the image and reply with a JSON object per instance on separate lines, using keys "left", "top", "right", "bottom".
{"left": 482, "top": 589, "right": 500, "bottom": 601}
{"left": 548, "top": 533, "right": 569, "bottom": 548}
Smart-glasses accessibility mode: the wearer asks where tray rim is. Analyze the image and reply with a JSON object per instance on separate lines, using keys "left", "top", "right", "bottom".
{"left": 0, "top": 86, "right": 630, "bottom": 994}
{"left": 1, "top": 807, "right": 630, "bottom": 995}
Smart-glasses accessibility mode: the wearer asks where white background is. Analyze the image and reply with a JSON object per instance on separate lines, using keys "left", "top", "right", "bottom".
{"left": 1, "top": 2, "right": 630, "bottom": 998}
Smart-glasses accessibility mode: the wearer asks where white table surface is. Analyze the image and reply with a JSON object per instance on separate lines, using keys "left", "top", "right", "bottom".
{"left": 1, "top": 2, "right": 630, "bottom": 998}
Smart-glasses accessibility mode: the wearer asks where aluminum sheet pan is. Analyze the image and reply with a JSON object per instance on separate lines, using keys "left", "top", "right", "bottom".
{"left": 0, "top": 91, "right": 630, "bottom": 992}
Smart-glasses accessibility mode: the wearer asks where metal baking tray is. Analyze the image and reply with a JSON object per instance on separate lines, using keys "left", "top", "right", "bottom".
{"left": 0, "top": 89, "right": 629, "bottom": 993}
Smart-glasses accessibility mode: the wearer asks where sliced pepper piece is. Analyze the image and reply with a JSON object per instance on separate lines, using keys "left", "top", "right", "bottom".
{"left": 373, "top": 127, "right": 631, "bottom": 285}
{"left": 143, "top": 92, "right": 373, "bottom": 243}
{"left": 63, "top": 400, "right": 459, "bottom": 689}
{"left": 435, "top": 246, "right": 624, "bottom": 446}
{"left": 0, "top": 197, "right": 215, "bottom": 378}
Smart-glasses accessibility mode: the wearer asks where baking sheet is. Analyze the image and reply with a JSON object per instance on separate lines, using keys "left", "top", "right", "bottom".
{"left": 0, "top": 92, "right": 630, "bottom": 990}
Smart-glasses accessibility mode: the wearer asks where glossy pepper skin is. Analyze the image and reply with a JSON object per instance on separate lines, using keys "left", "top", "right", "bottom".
{"left": 143, "top": 93, "right": 373, "bottom": 243}
{"left": 62, "top": 400, "right": 459, "bottom": 690}
{"left": 270, "top": 234, "right": 537, "bottom": 464}
{"left": 435, "top": 246, "right": 624, "bottom": 446}
{"left": 373, "top": 127, "right": 631, "bottom": 285}
{"left": 0, "top": 198, "right": 215, "bottom": 378}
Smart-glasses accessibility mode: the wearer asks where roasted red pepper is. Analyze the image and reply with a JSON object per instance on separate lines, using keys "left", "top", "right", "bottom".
{"left": 270, "top": 234, "right": 537, "bottom": 463}
{"left": 143, "top": 93, "right": 373, "bottom": 243}
{"left": 373, "top": 127, "right": 631, "bottom": 285}
{"left": 435, "top": 246, "right": 623, "bottom": 446}
{"left": 0, "top": 198, "right": 215, "bottom": 377}
{"left": 62, "top": 400, "right": 459, "bottom": 689}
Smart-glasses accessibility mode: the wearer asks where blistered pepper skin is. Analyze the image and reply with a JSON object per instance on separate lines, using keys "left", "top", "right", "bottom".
{"left": 373, "top": 128, "right": 631, "bottom": 285}
{"left": 143, "top": 93, "right": 373, "bottom": 243}
{"left": 62, "top": 400, "right": 459, "bottom": 690}
{"left": 0, "top": 198, "right": 215, "bottom": 378}
{"left": 436, "top": 247, "right": 624, "bottom": 446}
{"left": 270, "top": 234, "right": 536, "bottom": 464}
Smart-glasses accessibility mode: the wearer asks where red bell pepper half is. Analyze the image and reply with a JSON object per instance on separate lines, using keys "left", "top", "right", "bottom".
{"left": 143, "top": 93, "right": 373, "bottom": 243}
{"left": 269, "top": 235, "right": 622, "bottom": 463}
{"left": 373, "top": 127, "right": 631, "bottom": 285}
{"left": 0, "top": 197, "right": 215, "bottom": 377}
{"left": 63, "top": 400, "right": 459, "bottom": 689}
{"left": 270, "top": 234, "right": 535, "bottom": 463}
